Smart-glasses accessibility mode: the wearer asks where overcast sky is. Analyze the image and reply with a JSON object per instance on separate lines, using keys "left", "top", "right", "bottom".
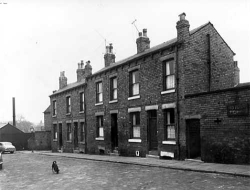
{"left": 0, "top": 0, "right": 249, "bottom": 124}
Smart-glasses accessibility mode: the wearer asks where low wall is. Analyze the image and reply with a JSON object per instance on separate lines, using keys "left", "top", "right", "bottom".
{"left": 28, "top": 131, "right": 51, "bottom": 150}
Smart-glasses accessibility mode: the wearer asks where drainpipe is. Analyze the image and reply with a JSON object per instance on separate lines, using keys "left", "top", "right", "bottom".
{"left": 84, "top": 84, "right": 88, "bottom": 154}
{"left": 207, "top": 34, "right": 211, "bottom": 91}
{"left": 175, "top": 44, "right": 180, "bottom": 160}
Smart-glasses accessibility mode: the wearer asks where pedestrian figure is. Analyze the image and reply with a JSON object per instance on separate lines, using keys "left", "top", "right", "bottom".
{"left": 52, "top": 161, "right": 60, "bottom": 174}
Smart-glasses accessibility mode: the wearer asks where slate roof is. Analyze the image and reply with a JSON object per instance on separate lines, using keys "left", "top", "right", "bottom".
{"left": 92, "top": 22, "right": 211, "bottom": 76}
{"left": 43, "top": 105, "right": 51, "bottom": 113}
{"left": 92, "top": 22, "right": 235, "bottom": 77}
{"left": 0, "top": 123, "right": 24, "bottom": 134}
{"left": 50, "top": 21, "right": 235, "bottom": 96}
{"left": 0, "top": 123, "right": 7, "bottom": 129}
{"left": 50, "top": 79, "right": 86, "bottom": 97}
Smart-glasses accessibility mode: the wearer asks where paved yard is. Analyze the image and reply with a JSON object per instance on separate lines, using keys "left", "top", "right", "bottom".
{"left": 0, "top": 152, "right": 249, "bottom": 190}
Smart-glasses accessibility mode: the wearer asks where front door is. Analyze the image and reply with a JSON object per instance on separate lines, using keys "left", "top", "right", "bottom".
{"left": 111, "top": 114, "right": 118, "bottom": 151}
{"left": 148, "top": 110, "right": 158, "bottom": 150}
{"left": 186, "top": 119, "right": 201, "bottom": 159}
{"left": 74, "top": 122, "right": 78, "bottom": 149}
{"left": 59, "top": 123, "right": 63, "bottom": 149}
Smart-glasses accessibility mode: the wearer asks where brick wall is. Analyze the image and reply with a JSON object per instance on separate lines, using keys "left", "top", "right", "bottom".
{"left": 44, "top": 111, "right": 51, "bottom": 131}
{"left": 50, "top": 85, "right": 86, "bottom": 153}
{"left": 28, "top": 131, "right": 51, "bottom": 150}
{"left": 85, "top": 46, "right": 179, "bottom": 157}
{"left": 184, "top": 85, "right": 250, "bottom": 164}
{"left": 179, "top": 23, "right": 236, "bottom": 96}
{"left": 85, "top": 20, "right": 238, "bottom": 159}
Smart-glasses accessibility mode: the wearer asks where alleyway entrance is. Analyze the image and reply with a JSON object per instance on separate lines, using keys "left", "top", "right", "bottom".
{"left": 186, "top": 119, "right": 201, "bottom": 159}
{"left": 59, "top": 123, "right": 63, "bottom": 149}
{"left": 111, "top": 114, "right": 118, "bottom": 151}
{"left": 74, "top": 122, "right": 78, "bottom": 149}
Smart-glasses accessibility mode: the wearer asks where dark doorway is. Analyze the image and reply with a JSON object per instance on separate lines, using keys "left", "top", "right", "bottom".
{"left": 59, "top": 123, "right": 63, "bottom": 149}
{"left": 74, "top": 122, "right": 78, "bottom": 149}
{"left": 186, "top": 119, "right": 201, "bottom": 159}
{"left": 148, "top": 110, "right": 158, "bottom": 151}
{"left": 111, "top": 114, "right": 118, "bottom": 151}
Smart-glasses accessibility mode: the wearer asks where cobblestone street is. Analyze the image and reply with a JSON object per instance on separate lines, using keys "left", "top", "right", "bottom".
{"left": 0, "top": 152, "right": 249, "bottom": 190}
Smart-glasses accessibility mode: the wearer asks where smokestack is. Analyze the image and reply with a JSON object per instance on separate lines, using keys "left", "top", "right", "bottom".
{"left": 12, "top": 97, "right": 16, "bottom": 127}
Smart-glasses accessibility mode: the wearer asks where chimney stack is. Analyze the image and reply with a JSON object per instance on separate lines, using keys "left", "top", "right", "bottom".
{"left": 12, "top": 97, "right": 16, "bottom": 127}
{"left": 136, "top": 28, "right": 150, "bottom": 53}
{"left": 176, "top": 13, "right": 190, "bottom": 42}
{"left": 104, "top": 43, "right": 116, "bottom": 67}
{"left": 77, "top": 60, "right": 85, "bottom": 82}
{"left": 234, "top": 61, "right": 240, "bottom": 86}
{"left": 85, "top": 60, "right": 92, "bottom": 77}
{"left": 59, "top": 71, "right": 67, "bottom": 89}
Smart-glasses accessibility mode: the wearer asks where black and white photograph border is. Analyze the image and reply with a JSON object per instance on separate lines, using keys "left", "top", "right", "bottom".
{"left": 0, "top": 0, "right": 250, "bottom": 189}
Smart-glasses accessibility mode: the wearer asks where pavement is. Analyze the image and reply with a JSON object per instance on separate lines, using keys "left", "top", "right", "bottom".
{"left": 19, "top": 151, "right": 250, "bottom": 178}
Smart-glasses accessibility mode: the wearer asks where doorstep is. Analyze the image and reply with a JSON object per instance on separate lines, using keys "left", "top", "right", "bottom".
{"left": 146, "top": 154, "right": 159, "bottom": 159}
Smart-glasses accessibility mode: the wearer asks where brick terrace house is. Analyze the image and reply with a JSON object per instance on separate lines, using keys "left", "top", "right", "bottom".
{"left": 85, "top": 13, "right": 250, "bottom": 164}
{"left": 49, "top": 61, "right": 92, "bottom": 153}
{"left": 49, "top": 13, "right": 249, "bottom": 164}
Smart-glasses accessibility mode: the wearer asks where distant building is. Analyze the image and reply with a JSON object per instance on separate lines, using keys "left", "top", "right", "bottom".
{"left": 49, "top": 13, "right": 250, "bottom": 164}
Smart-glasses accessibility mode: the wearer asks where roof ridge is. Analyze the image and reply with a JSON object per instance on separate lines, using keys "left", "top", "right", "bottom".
{"left": 92, "top": 22, "right": 211, "bottom": 76}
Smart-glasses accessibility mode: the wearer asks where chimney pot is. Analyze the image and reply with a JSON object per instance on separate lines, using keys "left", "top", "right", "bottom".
{"left": 106, "top": 46, "right": 109, "bottom": 53}
{"left": 60, "top": 71, "right": 65, "bottom": 77}
{"left": 179, "top": 12, "right": 186, "bottom": 21}
{"left": 104, "top": 43, "right": 115, "bottom": 67}
{"left": 136, "top": 30, "right": 150, "bottom": 53}
{"left": 143, "top": 29, "right": 147, "bottom": 37}
{"left": 109, "top": 43, "right": 113, "bottom": 53}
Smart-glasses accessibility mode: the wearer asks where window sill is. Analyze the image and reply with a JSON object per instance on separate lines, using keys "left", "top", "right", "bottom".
{"left": 53, "top": 139, "right": 57, "bottom": 142}
{"left": 79, "top": 141, "right": 85, "bottom": 144}
{"left": 79, "top": 111, "right": 84, "bottom": 114}
{"left": 109, "top": 100, "right": 118, "bottom": 104}
{"left": 128, "top": 95, "right": 140, "bottom": 101}
{"left": 95, "top": 102, "right": 103, "bottom": 106}
{"left": 161, "top": 89, "right": 175, "bottom": 94}
{"left": 66, "top": 113, "right": 71, "bottom": 116}
{"left": 95, "top": 137, "right": 104, "bottom": 141}
{"left": 52, "top": 115, "right": 57, "bottom": 118}
{"left": 162, "top": 141, "right": 176, "bottom": 145}
{"left": 128, "top": 139, "right": 141, "bottom": 143}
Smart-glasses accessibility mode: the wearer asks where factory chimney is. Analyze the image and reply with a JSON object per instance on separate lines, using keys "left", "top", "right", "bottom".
{"left": 12, "top": 97, "right": 16, "bottom": 127}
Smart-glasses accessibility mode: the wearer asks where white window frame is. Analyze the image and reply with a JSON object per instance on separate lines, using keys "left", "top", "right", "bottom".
{"left": 129, "top": 70, "right": 139, "bottom": 97}
{"left": 96, "top": 82, "right": 103, "bottom": 103}
{"left": 66, "top": 96, "right": 71, "bottom": 114}
{"left": 80, "top": 92, "right": 84, "bottom": 112}
{"left": 52, "top": 100, "right": 57, "bottom": 116}
{"left": 110, "top": 77, "right": 117, "bottom": 101}
{"left": 96, "top": 116, "right": 104, "bottom": 138}
{"left": 67, "top": 123, "right": 72, "bottom": 141}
